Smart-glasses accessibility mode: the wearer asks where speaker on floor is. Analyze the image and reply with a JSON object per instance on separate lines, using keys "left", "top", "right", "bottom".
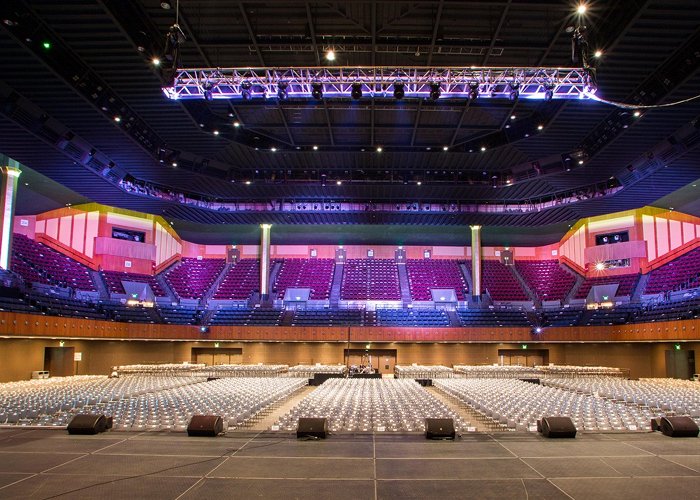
{"left": 297, "top": 417, "right": 328, "bottom": 439}
{"left": 187, "top": 415, "right": 224, "bottom": 437}
{"left": 540, "top": 416, "right": 577, "bottom": 438}
{"left": 67, "top": 414, "right": 108, "bottom": 435}
{"left": 425, "top": 418, "right": 456, "bottom": 440}
{"left": 660, "top": 416, "right": 699, "bottom": 438}
{"left": 651, "top": 417, "right": 663, "bottom": 432}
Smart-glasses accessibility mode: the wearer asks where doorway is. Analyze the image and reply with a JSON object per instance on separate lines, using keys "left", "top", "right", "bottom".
{"left": 497, "top": 349, "right": 549, "bottom": 367}
{"left": 666, "top": 349, "right": 695, "bottom": 379}
{"left": 44, "top": 347, "right": 75, "bottom": 377}
{"left": 192, "top": 348, "right": 243, "bottom": 365}
{"left": 344, "top": 349, "right": 397, "bottom": 375}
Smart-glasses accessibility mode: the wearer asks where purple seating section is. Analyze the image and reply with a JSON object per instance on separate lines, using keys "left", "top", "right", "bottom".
{"left": 165, "top": 257, "right": 226, "bottom": 299}
{"left": 406, "top": 259, "right": 468, "bottom": 301}
{"left": 644, "top": 246, "right": 700, "bottom": 294}
{"left": 575, "top": 274, "right": 638, "bottom": 299}
{"left": 11, "top": 234, "right": 96, "bottom": 291}
{"left": 213, "top": 259, "right": 260, "bottom": 300}
{"left": 465, "top": 259, "right": 528, "bottom": 301}
{"left": 341, "top": 259, "right": 401, "bottom": 300}
{"left": 274, "top": 258, "right": 335, "bottom": 299}
{"left": 515, "top": 260, "right": 576, "bottom": 301}
{"left": 102, "top": 270, "right": 167, "bottom": 297}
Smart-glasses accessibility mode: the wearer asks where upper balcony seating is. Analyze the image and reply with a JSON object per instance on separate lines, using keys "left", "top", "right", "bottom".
{"left": 11, "top": 234, "right": 95, "bottom": 291}
{"left": 341, "top": 259, "right": 401, "bottom": 301}
{"left": 644, "top": 247, "right": 700, "bottom": 295}
{"left": 213, "top": 259, "right": 260, "bottom": 300}
{"left": 406, "top": 259, "right": 468, "bottom": 301}
{"left": 165, "top": 258, "right": 225, "bottom": 300}
{"left": 273, "top": 259, "right": 335, "bottom": 300}
{"left": 515, "top": 260, "right": 575, "bottom": 302}
{"left": 101, "top": 270, "right": 167, "bottom": 297}
{"left": 463, "top": 260, "right": 528, "bottom": 301}
{"left": 575, "top": 273, "right": 638, "bottom": 299}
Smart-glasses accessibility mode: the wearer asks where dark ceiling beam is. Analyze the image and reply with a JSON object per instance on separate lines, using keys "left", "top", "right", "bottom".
{"left": 481, "top": 0, "right": 511, "bottom": 67}
{"left": 376, "top": 3, "right": 422, "bottom": 34}
{"left": 370, "top": 1, "right": 376, "bottom": 146}
{"left": 234, "top": 122, "right": 496, "bottom": 131}
{"left": 305, "top": 3, "right": 321, "bottom": 65}
{"left": 410, "top": 0, "right": 444, "bottom": 147}
{"left": 321, "top": 2, "right": 372, "bottom": 35}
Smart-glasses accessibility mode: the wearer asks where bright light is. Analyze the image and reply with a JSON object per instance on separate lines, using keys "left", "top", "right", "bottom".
{"left": 42, "top": 41, "right": 51, "bottom": 50}
{"left": 633, "top": 110, "right": 641, "bottom": 117}
{"left": 171, "top": 162, "right": 177, "bottom": 167}
{"left": 578, "top": 160, "right": 584, "bottom": 165}
{"left": 594, "top": 50, "right": 603, "bottom": 58}
{"left": 537, "top": 124, "right": 544, "bottom": 130}
{"left": 313, "top": 145, "right": 318, "bottom": 150}
{"left": 577, "top": 4, "right": 587, "bottom": 14}
{"left": 113, "top": 116, "right": 121, "bottom": 122}
{"left": 213, "top": 130, "right": 220, "bottom": 135}
{"left": 325, "top": 49, "right": 336, "bottom": 61}
{"left": 480, "top": 146, "right": 486, "bottom": 152}
{"left": 510, "top": 114, "right": 516, "bottom": 120}
{"left": 233, "top": 121, "right": 240, "bottom": 127}
{"left": 336, "top": 180, "right": 342, "bottom": 185}
{"left": 443, "top": 146, "right": 448, "bottom": 151}
{"left": 245, "top": 181, "right": 251, "bottom": 185}
{"left": 417, "top": 181, "right": 422, "bottom": 186}
{"left": 376, "top": 147, "right": 383, "bottom": 153}
{"left": 271, "top": 147, "right": 277, "bottom": 152}
{"left": 595, "top": 262, "right": 606, "bottom": 271}
{"left": 152, "top": 57, "right": 161, "bottom": 66}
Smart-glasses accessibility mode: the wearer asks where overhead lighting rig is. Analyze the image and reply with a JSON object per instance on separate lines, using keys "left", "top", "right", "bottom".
{"left": 163, "top": 66, "right": 594, "bottom": 101}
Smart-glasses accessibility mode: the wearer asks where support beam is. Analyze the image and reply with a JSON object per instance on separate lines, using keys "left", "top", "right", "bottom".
{"left": 0, "top": 164, "right": 21, "bottom": 270}
{"left": 470, "top": 225, "right": 482, "bottom": 301}
{"left": 259, "top": 224, "right": 272, "bottom": 302}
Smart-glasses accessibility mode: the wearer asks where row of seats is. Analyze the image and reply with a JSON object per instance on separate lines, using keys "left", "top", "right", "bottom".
{"left": 274, "top": 258, "right": 335, "bottom": 300}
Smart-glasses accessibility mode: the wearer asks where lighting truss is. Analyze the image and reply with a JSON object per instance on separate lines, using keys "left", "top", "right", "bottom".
{"left": 163, "top": 66, "right": 595, "bottom": 101}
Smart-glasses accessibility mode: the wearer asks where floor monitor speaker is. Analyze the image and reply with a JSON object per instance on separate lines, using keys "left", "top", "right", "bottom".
{"left": 297, "top": 417, "right": 328, "bottom": 439}
{"left": 540, "top": 416, "right": 577, "bottom": 438}
{"left": 187, "top": 415, "right": 224, "bottom": 437}
{"left": 67, "top": 414, "right": 108, "bottom": 435}
{"left": 660, "top": 416, "right": 699, "bottom": 437}
{"left": 425, "top": 418, "right": 456, "bottom": 440}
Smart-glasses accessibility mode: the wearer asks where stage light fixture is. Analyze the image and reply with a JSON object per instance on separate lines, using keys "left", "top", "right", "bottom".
{"left": 544, "top": 82, "right": 554, "bottom": 101}
{"left": 241, "top": 81, "right": 252, "bottom": 100}
{"left": 428, "top": 82, "right": 441, "bottom": 101}
{"left": 468, "top": 82, "right": 479, "bottom": 100}
{"left": 577, "top": 4, "right": 587, "bottom": 14}
{"left": 233, "top": 121, "right": 240, "bottom": 127}
{"left": 313, "top": 145, "right": 318, "bottom": 150}
{"left": 351, "top": 82, "right": 363, "bottom": 100}
{"left": 507, "top": 81, "right": 520, "bottom": 101}
{"left": 151, "top": 57, "right": 161, "bottom": 66}
{"left": 537, "top": 124, "right": 544, "bottom": 130}
{"left": 277, "top": 81, "right": 288, "bottom": 100}
{"left": 594, "top": 50, "right": 603, "bottom": 58}
{"left": 325, "top": 49, "right": 336, "bottom": 61}
{"left": 393, "top": 81, "right": 405, "bottom": 99}
{"left": 311, "top": 82, "right": 324, "bottom": 100}
{"left": 160, "top": 1, "right": 172, "bottom": 9}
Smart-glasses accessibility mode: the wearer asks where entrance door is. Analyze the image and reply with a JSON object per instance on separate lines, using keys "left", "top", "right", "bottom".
{"left": 44, "top": 347, "right": 75, "bottom": 377}
{"left": 666, "top": 350, "right": 696, "bottom": 379}
{"left": 192, "top": 348, "right": 243, "bottom": 365}
{"left": 497, "top": 349, "right": 549, "bottom": 367}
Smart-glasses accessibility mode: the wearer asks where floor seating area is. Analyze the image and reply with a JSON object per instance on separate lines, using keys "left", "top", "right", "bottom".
{"left": 375, "top": 308, "right": 449, "bottom": 326}
{"left": 515, "top": 260, "right": 575, "bottom": 302}
{"left": 101, "top": 270, "right": 167, "bottom": 297}
{"left": 165, "top": 257, "right": 226, "bottom": 300}
{"left": 288, "top": 364, "right": 348, "bottom": 378}
{"left": 405, "top": 259, "right": 468, "bottom": 301}
{"left": 291, "top": 309, "right": 365, "bottom": 326}
{"left": 341, "top": 259, "right": 401, "bottom": 300}
{"left": 394, "top": 365, "right": 454, "bottom": 379}
{"left": 644, "top": 247, "right": 700, "bottom": 294}
{"left": 574, "top": 273, "right": 638, "bottom": 299}
{"left": 11, "top": 234, "right": 95, "bottom": 291}
{"left": 274, "top": 378, "right": 467, "bottom": 433}
{"left": 213, "top": 259, "right": 260, "bottom": 300}
{"left": 274, "top": 258, "right": 335, "bottom": 300}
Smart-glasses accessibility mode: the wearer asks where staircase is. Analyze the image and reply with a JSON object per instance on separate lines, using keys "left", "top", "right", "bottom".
{"left": 562, "top": 265, "right": 585, "bottom": 304}
{"left": 446, "top": 309, "right": 461, "bottom": 327}
{"left": 155, "top": 262, "right": 179, "bottom": 302}
{"left": 460, "top": 263, "right": 474, "bottom": 295}
{"left": 329, "top": 263, "right": 344, "bottom": 307}
{"left": 199, "top": 307, "right": 217, "bottom": 326}
{"left": 508, "top": 265, "right": 539, "bottom": 305}
{"left": 90, "top": 270, "right": 110, "bottom": 300}
{"left": 268, "top": 261, "right": 282, "bottom": 297}
{"left": 280, "top": 309, "right": 295, "bottom": 326}
{"left": 631, "top": 273, "right": 650, "bottom": 303}
{"left": 396, "top": 263, "right": 412, "bottom": 306}
{"left": 203, "top": 262, "right": 233, "bottom": 304}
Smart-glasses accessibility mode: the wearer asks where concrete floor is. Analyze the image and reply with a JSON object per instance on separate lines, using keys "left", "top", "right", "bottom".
{"left": 0, "top": 428, "right": 699, "bottom": 499}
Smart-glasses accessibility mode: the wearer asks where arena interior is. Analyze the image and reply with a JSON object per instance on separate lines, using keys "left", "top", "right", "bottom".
{"left": 1, "top": 1, "right": 700, "bottom": 499}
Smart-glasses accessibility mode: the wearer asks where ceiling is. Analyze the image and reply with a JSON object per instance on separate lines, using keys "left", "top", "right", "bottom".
{"left": 0, "top": 0, "right": 699, "bottom": 245}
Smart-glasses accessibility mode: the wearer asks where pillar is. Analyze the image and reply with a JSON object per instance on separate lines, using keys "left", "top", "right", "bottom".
{"left": 470, "top": 225, "right": 482, "bottom": 300}
{"left": 0, "top": 165, "right": 21, "bottom": 270}
{"left": 259, "top": 223, "right": 271, "bottom": 301}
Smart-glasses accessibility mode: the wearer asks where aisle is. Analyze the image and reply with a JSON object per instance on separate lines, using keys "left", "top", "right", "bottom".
{"left": 250, "top": 384, "right": 316, "bottom": 431}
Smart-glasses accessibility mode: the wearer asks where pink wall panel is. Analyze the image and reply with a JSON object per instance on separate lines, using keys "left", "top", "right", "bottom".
{"left": 656, "top": 217, "right": 669, "bottom": 256}
{"left": 58, "top": 216, "right": 72, "bottom": 247}
{"left": 84, "top": 212, "right": 99, "bottom": 258}
{"left": 71, "top": 213, "right": 85, "bottom": 254}
{"left": 669, "top": 219, "right": 683, "bottom": 250}
{"left": 45, "top": 218, "right": 58, "bottom": 240}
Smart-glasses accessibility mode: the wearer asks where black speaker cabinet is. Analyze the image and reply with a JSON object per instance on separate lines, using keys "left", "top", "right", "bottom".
{"left": 540, "top": 416, "right": 577, "bottom": 438}
{"left": 187, "top": 415, "right": 224, "bottom": 437}
{"left": 660, "top": 416, "right": 699, "bottom": 438}
{"left": 651, "top": 417, "right": 663, "bottom": 432}
{"left": 67, "top": 414, "right": 108, "bottom": 435}
{"left": 297, "top": 417, "right": 328, "bottom": 439}
{"left": 425, "top": 418, "right": 456, "bottom": 440}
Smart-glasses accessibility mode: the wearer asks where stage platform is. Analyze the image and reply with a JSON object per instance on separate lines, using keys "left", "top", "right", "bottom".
{"left": 0, "top": 429, "right": 699, "bottom": 499}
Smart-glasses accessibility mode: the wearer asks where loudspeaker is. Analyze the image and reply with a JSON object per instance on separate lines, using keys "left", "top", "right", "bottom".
{"left": 297, "top": 417, "right": 328, "bottom": 439}
{"left": 540, "top": 416, "right": 577, "bottom": 438}
{"left": 651, "top": 417, "right": 662, "bottom": 432}
{"left": 187, "top": 415, "right": 224, "bottom": 437}
{"left": 660, "top": 416, "right": 699, "bottom": 438}
{"left": 67, "top": 414, "right": 108, "bottom": 435}
{"left": 425, "top": 418, "right": 455, "bottom": 440}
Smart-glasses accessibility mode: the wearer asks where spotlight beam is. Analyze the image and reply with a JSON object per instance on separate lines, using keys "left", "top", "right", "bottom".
{"left": 163, "top": 66, "right": 593, "bottom": 101}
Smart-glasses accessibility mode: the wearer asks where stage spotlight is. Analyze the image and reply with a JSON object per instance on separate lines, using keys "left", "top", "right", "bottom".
{"left": 468, "top": 82, "right": 479, "bottom": 100}
{"left": 277, "top": 81, "right": 288, "bottom": 100}
{"left": 325, "top": 48, "right": 336, "bottom": 61}
{"left": 533, "top": 327, "right": 543, "bottom": 335}
{"left": 428, "top": 82, "right": 441, "bottom": 101}
{"left": 576, "top": 4, "right": 587, "bottom": 14}
{"left": 595, "top": 262, "right": 606, "bottom": 271}
{"left": 351, "top": 82, "right": 363, "bottom": 100}
{"left": 241, "top": 81, "right": 252, "bottom": 100}
{"left": 544, "top": 82, "right": 554, "bottom": 101}
{"left": 393, "top": 81, "right": 405, "bottom": 100}
{"left": 507, "top": 81, "right": 520, "bottom": 101}
{"left": 311, "top": 82, "right": 323, "bottom": 100}
{"left": 204, "top": 89, "right": 213, "bottom": 101}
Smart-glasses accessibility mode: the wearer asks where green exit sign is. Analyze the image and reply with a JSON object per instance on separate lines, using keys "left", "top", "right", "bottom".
{"left": 521, "top": 344, "right": 528, "bottom": 350}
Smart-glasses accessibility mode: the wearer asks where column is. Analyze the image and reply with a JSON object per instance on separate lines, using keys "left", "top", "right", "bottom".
{"left": 0, "top": 165, "right": 22, "bottom": 270}
{"left": 259, "top": 224, "right": 271, "bottom": 301}
{"left": 470, "top": 225, "right": 482, "bottom": 300}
